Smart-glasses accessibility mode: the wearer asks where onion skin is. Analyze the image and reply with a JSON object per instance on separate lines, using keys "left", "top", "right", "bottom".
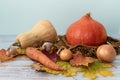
{"left": 96, "top": 44, "right": 116, "bottom": 63}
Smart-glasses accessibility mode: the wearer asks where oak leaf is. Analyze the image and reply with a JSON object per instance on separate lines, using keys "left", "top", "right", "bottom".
{"left": 0, "top": 49, "right": 15, "bottom": 62}
{"left": 70, "top": 51, "right": 94, "bottom": 66}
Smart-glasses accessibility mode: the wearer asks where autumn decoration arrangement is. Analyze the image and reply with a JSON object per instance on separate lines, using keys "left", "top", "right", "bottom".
{"left": 0, "top": 13, "right": 120, "bottom": 80}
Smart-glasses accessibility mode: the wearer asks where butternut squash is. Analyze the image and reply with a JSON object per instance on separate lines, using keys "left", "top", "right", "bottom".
{"left": 16, "top": 20, "right": 57, "bottom": 48}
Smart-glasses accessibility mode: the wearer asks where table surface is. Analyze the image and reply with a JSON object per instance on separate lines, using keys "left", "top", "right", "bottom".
{"left": 0, "top": 34, "right": 120, "bottom": 80}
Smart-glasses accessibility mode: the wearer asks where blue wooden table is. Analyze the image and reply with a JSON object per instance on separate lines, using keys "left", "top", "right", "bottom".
{"left": 0, "top": 35, "right": 120, "bottom": 80}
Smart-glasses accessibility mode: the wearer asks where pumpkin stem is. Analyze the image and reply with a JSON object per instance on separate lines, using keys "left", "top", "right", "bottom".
{"left": 86, "top": 12, "right": 91, "bottom": 17}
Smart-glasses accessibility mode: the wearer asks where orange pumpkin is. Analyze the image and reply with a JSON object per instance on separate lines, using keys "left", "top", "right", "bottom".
{"left": 66, "top": 13, "right": 107, "bottom": 46}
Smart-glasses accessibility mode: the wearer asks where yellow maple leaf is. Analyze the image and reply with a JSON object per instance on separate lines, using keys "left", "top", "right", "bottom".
{"left": 80, "top": 59, "right": 113, "bottom": 80}
{"left": 98, "top": 70, "right": 113, "bottom": 77}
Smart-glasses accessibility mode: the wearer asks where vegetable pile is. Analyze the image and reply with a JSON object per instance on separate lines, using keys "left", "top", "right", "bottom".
{"left": 0, "top": 13, "right": 120, "bottom": 80}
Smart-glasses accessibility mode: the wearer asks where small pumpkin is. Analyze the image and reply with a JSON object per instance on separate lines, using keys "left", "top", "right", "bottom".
{"left": 66, "top": 13, "right": 107, "bottom": 46}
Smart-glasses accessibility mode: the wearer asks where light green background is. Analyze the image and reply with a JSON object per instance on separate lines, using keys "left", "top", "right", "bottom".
{"left": 0, "top": 0, "right": 120, "bottom": 35}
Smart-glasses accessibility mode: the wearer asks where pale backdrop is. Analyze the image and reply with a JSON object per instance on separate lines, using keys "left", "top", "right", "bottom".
{"left": 0, "top": 0, "right": 120, "bottom": 35}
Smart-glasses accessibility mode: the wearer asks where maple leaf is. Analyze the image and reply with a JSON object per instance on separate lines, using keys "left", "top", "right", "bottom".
{"left": 56, "top": 61, "right": 82, "bottom": 76}
{"left": 80, "top": 59, "right": 114, "bottom": 80}
{"left": 70, "top": 51, "right": 94, "bottom": 66}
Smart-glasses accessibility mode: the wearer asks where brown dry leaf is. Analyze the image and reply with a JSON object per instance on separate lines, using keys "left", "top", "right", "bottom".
{"left": 70, "top": 51, "right": 94, "bottom": 66}
{"left": 0, "top": 49, "right": 16, "bottom": 62}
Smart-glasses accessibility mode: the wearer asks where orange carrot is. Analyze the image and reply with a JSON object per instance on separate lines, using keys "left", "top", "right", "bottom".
{"left": 25, "top": 47, "right": 63, "bottom": 71}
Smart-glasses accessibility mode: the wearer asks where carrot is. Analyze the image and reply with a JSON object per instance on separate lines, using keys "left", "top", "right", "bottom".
{"left": 25, "top": 47, "right": 63, "bottom": 71}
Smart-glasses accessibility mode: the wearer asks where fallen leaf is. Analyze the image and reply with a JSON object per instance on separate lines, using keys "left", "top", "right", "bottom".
{"left": 56, "top": 61, "right": 82, "bottom": 76}
{"left": 16, "top": 48, "right": 25, "bottom": 55}
{"left": 41, "top": 49, "right": 60, "bottom": 62}
{"left": 0, "top": 49, "right": 15, "bottom": 62}
{"left": 70, "top": 51, "right": 94, "bottom": 66}
{"left": 81, "top": 59, "right": 114, "bottom": 80}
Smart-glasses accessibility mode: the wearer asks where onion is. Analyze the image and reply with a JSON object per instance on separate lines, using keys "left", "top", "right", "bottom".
{"left": 58, "top": 47, "right": 73, "bottom": 61}
{"left": 96, "top": 44, "right": 116, "bottom": 63}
